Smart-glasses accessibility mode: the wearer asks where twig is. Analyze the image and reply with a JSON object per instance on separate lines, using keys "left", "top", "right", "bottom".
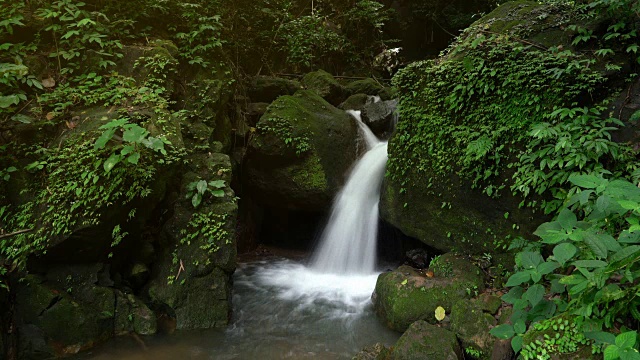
{"left": 175, "top": 259, "right": 185, "bottom": 281}
{"left": 0, "top": 229, "right": 33, "bottom": 240}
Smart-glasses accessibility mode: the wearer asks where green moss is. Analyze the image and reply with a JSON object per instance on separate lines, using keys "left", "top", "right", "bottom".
{"left": 289, "top": 154, "right": 328, "bottom": 191}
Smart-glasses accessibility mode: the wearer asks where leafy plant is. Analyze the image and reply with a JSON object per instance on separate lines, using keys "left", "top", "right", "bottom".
{"left": 185, "top": 179, "right": 226, "bottom": 208}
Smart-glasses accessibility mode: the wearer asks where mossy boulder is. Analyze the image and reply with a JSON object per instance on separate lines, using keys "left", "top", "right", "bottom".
{"left": 15, "top": 275, "right": 116, "bottom": 358}
{"left": 302, "top": 70, "right": 348, "bottom": 106}
{"left": 389, "top": 320, "right": 463, "bottom": 360}
{"left": 352, "top": 343, "right": 391, "bottom": 360}
{"left": 114, "top": 292, "right": 157, "bottom": 336}
{"left": 339, "top": 93, "right": 370, "bottom": 111}
{"left": 372, "top": 253, "right": 485, "bottom": 332}
{"left": 247, "top": 76, "right": 302, "bottom": 103}
{"left": 147, "top": 152, "right": 237, "bottom": 330}
{"left": 346, "top": 78, "right": 384, "bottom": 96}
{"left": 450, "top": 299, "right": 498, "bottom": 359}
{"left": 245, "top": 90, "right": 358, "bottom": 211}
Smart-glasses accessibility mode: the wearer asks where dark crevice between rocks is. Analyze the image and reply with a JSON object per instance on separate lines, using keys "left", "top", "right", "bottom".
{"left": 378, "top": 219, "right": 443, "bottom": 270}
{"left": 37, "top": 296, "right": 62, "bottom": 318}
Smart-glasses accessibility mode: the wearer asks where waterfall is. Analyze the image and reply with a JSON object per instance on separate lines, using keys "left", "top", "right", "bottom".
{"left": 310, "top": 111, "right": 388, "bottom": 275}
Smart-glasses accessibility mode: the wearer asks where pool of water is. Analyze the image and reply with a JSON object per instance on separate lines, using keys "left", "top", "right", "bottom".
{"left": 77, "top": 258, "right": 399, "bottom": 360}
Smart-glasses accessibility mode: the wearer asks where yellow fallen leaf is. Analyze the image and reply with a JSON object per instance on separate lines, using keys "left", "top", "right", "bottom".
{"left": 401, "top": 279, "right": 408, "bottom": 285}
{"left": 435, "top": 306, "right": 446, "bottom": 321}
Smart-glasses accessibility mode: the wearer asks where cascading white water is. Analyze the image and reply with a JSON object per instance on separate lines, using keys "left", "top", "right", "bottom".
{"left": 310, "top": 110, "right": 388, "bottom": 275}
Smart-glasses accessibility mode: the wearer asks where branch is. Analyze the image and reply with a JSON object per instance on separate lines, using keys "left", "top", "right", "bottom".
{"left": 0, "top": 229, "right": 33, "bottom": 240}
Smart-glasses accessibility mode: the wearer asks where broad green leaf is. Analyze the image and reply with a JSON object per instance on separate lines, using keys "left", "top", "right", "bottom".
{"left": 524, "top": 284, "right": 545, "bottom": 307}
{"left": 616, "top": 331, "right": 637, "bottom": 349}
{"left": 610, "top": 245, "right": 640, "bottom": 265}
{"left": 121, "top": 145, "right": 136, "bottom": 156}
{"left": 94, "top": 129, "right": 115, "bottom": 149}
{"left": 196, "top": 180, "right": 208, "bottom": 194}
{"left": 103, "top": 153, "right": 122, "bottom": 173}
{"left": 0, "top": 94, "right": 22, "bottom": 108}
{"left": 501, "top": 286, "right": 524, "bottom": 304}
{"left": 490, "top": 324, "right": 515, "bottom": 339}
{"left": 519, "top": 251, "right": 543, "bottom": 269}
{"left": 569, "top": 174, "right": 601, "bottom": 188}
{"left": 620, "top": 200, "right": 640, "bottom": 210}
{"left": 558, "top": 208, "right": 577, "bottom": 231}
{"left": 585, "top": 331, "right": 616, "bottom": 344}
{"left": 506, "top": 271, "right": 531, "bottom": 287}
{"left": 573, "top": 260, "right": 607, "bottom": 268}
{"left": 211, "top": 189, "right": 225, "bottom": 197}
{"left": 559, "top": 274, "right": 586, "bottom": 285}
{"left": 584, "top": 232, "right": 609, "bottom": 258}
{"left": 619, "top": 348, "right": 640, "bottom": 360}
{"left": 126, "top": 152, "right": 140, "bottom": 164}
{"left": 513, "top": 318, "right": 526, "bottom": 334}
{"left": 554, "top": 243, "right": 577, "bottom": 266}
{"left": 99, "top": 118, "right": 128, "bottom": 129}
{"left": 123, "top": 124, "right": 148, "bottom": 143}
{"left": 511, "top": 335, "right": 523, "bottom": 353}
{"left": 192, "top": 192, "right": 202, "bottom": 208}
{"left": 208, "top": 180, "right": 226, "bottom": 188}
{"left": 537, "top": 260, "right": 560, "bottom": 275}
{"left": 604, "top": 345, "right": 619, "bottom": 360}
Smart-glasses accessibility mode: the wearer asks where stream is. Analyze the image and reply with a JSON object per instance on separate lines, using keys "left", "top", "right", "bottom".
{"left": 77, "top": 258, "right": 399, "bottom": 359}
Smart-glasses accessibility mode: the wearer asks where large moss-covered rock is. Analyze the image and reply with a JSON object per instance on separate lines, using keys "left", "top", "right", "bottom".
{"left": 352, "top": 343, "right": 391, "bottom": 360}
{"left": 373, "top": 253, "right": 485, "bottom": 332}
{"left": 346, "top": 78, "right": 384, "bottom": 96}
{"left": 450, "top": 299, "right": 498, "bottom": 360}
{"left": 147, "top": 152, "right": 237, "bottom": 330}
{"left": 248, "top": 76, "right": 302, "bottom": 103}
{"left": 389, "top": 320, "right": 462, "bottom": 360}
{"left": 302, "top": 70, "right": 348, "bottom": 106}
{"left": 114, "top": 292, "right": 157, "bottom": 336}
{"left": 245, "top": 90, "right": 358, "bottom": 211}
{"left": 380, "top": 0, "right": 619, "bottom": 255}
{"left": 339, "top": 93, "right": 370, "bottom": 111}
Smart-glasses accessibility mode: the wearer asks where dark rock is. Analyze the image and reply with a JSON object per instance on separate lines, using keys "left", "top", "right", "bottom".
{"left": 339, "top": 94, "right": 370, "bottom": 111}
{"left": 346, "top": 78, "right": 384, "bottom": 96}
{"left": 450, "top": 299, "right": 497, "bottom": 359}
{"left": 361, "top": 100, "right": 397, "bottom": 137}
{"left": 245, "top": 90, "right": 359, "bottom": 211}
{"left": 246, "top": 102, "right": 270, "bottom": 126}
{"left": 301, "top": 70, "right": 347, "bottom": 106}
{"left": 405, "top": 248, "right": 431, "bottom": 269}
{"left": 352, "top": 343, "right": 391, "bottom": 360}
{"left": 491, "top": 339, "right": 515, "bottom": 360}
{"left": 147, "top": 152, "right": 237, "bottom": 330}
{"left": 390, "top": 320, "right": 463, "bottom": 360}
{"left": 248, "top": 76, "right": 302, "bottom": 103}
{"left": 127, "top": 263, "right": 150, "bottom": 290}
{"left": 372, "top": 253, "right": 485, "bottom": 332}
{"left": 477, "top": 293, "right": 502, "bottom": 315}
{"left": 114, "top": 292, "right": 157, "bottom": 336}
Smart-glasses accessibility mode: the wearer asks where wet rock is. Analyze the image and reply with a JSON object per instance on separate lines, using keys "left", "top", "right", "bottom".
{"left": 404, "top": 248, "right": 431, "bottom": 269}
{"left": 245, "top": 90, "right": 358, "bottom": 211}
{"left": 390, "top": 320, "right": 463, "bottom": 360}
{"left": 339, "top": 94, "right": 369, "bottom": 111}
{"left": 115, "top": 292, "right": 157, "bottom": 336}
{"left": 352, "top": 343, "right": 391, "bottom": 360}
{"left": 147, "top": 152, "right": 237, "bottom": 330}
{"left": 361, "top": 100, "right": 397, "bottom": 137}
{"left": 248, "top": 76, "right": 302, "bottom": 103}
{"left": 373, "top": 253, "right": 485, "bottom": 332}
{"left": 346, "top": 78, "right": 384, "bottom": 96}
{"left": 450, "top": 299, "right": 497, "bottom": 359}
{"left": 302, "top": 70, "right": 347, "bottom": 106}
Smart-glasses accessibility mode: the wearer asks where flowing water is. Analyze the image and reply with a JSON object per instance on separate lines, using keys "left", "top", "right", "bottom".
{"left": 78, "top": 111, "right": 397, "bottom": 359}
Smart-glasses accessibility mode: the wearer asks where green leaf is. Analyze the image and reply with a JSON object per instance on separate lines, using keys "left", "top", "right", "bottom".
{"left": 584, "top": 232, "right": 609, "bottom": 259}
{"left": 553, "top": 243, "right": 577, "bottom": 266}
{"left": 211, "top": 189, "right": 225, "bottom": 197}
{"left": 126, "top": 152, "right": 140, "bottom": 164}
{"left": 196, "top": 180, "right": 208, "bottom": 194}
{"left": 616, "top": 331, "right": 637, "bottom": 349}
{"left": 585, "top": 331, "right": 616, "bottom": 344}
{"left": 569, "top": 174, "right": 601, "bottom": 188}
{"left": 513, "top": 318, "right": 526, "bottom": 334}
{"left": 121, "top": 145, "right": 136, "bottom": 156}
{"left": 99, "top": 118, "right": 128, "bottom": 129}
{"left": 573, "top": 260, "right": 607, "bottom": 268}
{"left": 490, "top": 324, "right": 515, "bottom": 339}
{"left": 122, "top": 124, "right": 148, "bottom": 143}
{"left": 94, "top": 129, "right": 116, "bottom": 150}
{"left": 0, "top": 94, "right": 22, "bottom": 108}
{"left": 537, "top": 261, "right": 560, "bottom": 275}
{"left": 519, "top": 251, "right": 543, "bottom": 269}
{"left": 501, "top": 286, "right": 524, "bottom": 304}
{"left": 557, "top": 208, "right": 577, "bottom": 231}
{"left": 610, "top": 245, "right": 640, "bottom": 265}
{"left": 208, "top": 179, "right": 226, "bottom": 188}
{"left": 103, "top": 153, "right": 122, "bottom": 173}
{"left": 619, "top": 348, "right": 640, "bottom": 360}
{"left": 192, "top": 192, "right": 202, "bottom": 208}
{"left": 523, "top": 284, "right": 545, "bottom": 307}
{"left": 506, "top": 271, "right": 531, "bottom": 287}
{"left": 511, "top": 335, "right": 523, "bottom": 353}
